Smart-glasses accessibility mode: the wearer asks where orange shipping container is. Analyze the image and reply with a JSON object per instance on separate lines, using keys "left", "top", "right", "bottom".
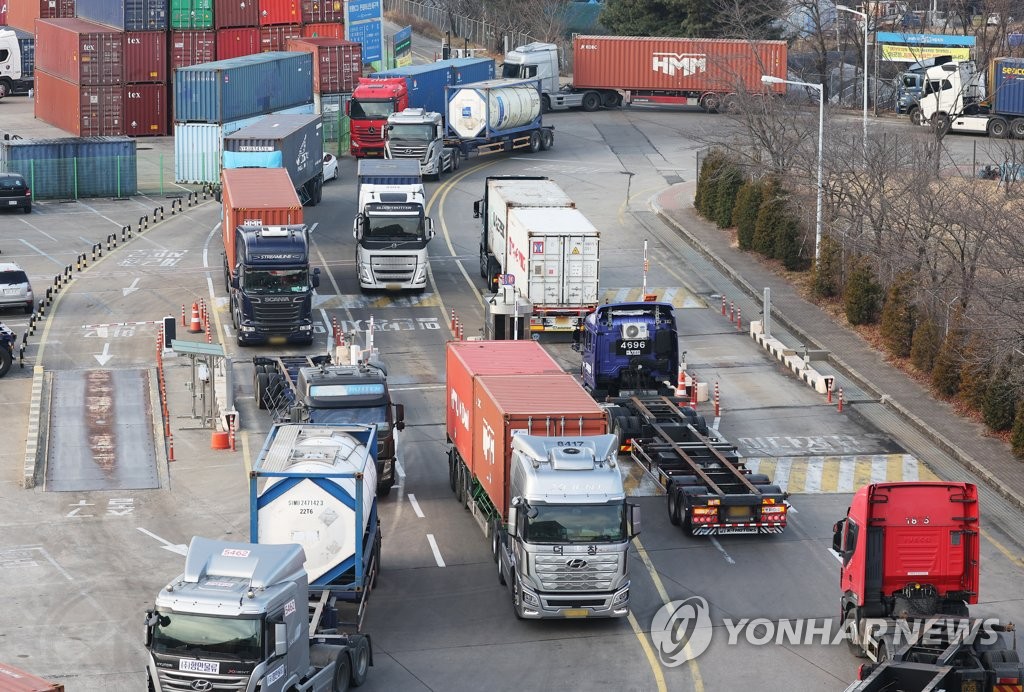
{"left": 0, "top": 662, "right": 65, "bottom": 691}
{"left": 286, "top": 36, "right": 361, "bottom": 93}
{"left": 302, "top": 21, "right": 344, "bottom": 39}
{"left": 221, "top": 168, "right": 303, "bottom": 277}
{"left": 4, "top": 0, "right": 74, "bottom": 33}
{"left": 572, "top": 35, "right": 787, "bottom": 95}
{"left": 34, "top": 70, "right": 123, "bottom": 136}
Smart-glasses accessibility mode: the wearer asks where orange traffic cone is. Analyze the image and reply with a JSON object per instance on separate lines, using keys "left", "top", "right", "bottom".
{"left": 188, "top": 301, "right": 202, "bottom": 333}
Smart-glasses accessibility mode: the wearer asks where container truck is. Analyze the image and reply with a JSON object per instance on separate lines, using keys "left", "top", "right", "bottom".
{"left": 348, "top": 57, "right": 495, "bottom": 157}
{"left": 223, "top": 113, "right": 325, "bottom": 206}
{"left": 0, "top": 28, "right": 34, "bottom": 98}
{"left": 221, "top": 167, "right": 320, "bottom": 346}
{"left": 353, "top": 159, "right": 434, "bottom": 291}
{"left": 501, "top": 36, "right": 787, "bottom": 113}
{"left": 919, "top": 58, "right": 1024, "bottom": 136}
{"left": 144, "top": 537, "right": 373, "bottom": 692}
{"left": 446, "top": 340, "right": 641, "bottom": 619}
{"left": 473, "top": 176, "right": 597, "bottom": 334}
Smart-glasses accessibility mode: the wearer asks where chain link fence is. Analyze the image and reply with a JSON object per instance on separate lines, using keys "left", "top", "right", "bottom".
{"left": 384, "top": 0, "right": 539, "bottom": 54}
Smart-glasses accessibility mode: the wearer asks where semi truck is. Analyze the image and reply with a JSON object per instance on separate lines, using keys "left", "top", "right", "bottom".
{"left": 353, "top": 159, "right": 434, "bottom": 291}
{"left": 446, "top": 340, "right": 641, "bottom": 619}
{"left": 348, "top": 57, "right": 494, "bottom": 157}
{"left": 223, "top": 113, "right": 325, "bottom": 206}
{"left": 473, "top": 176, "right": 598, "bottom": 334}
{"left": 501, "top": 36, "right": 787, "bottom": 113}
{"left": 144, "top": 537, "right": 373, "bottom": 692}
{"left": 919, "top": 58, "right": 1023, "bottom": 137}
{"left": 221, "top": 168, "right": 320, "bottom": 346}
{"left": 0, "top": 28, "right": 34, "bottom": 99}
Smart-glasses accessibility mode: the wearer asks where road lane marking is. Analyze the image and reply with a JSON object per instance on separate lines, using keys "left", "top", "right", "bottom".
{"left": 981, "top": 530, "right": 1024, "bottom": 570}
{"left": 242, "top": 431, "right": 253, "bottom": 477}
{"left": 626, "top": 611, "right": 669, "bottom": 692}
{"left": 709, "top": 537, "right": 736, "bottom": 565}
{"left": 137, "top": 527, "right": 188, "bottom": 555}
{"left": 426, "top": 534, "right": 446, "bottom": 567}
{"left": 408, "top": 493, "right": 425, "bottom": 518}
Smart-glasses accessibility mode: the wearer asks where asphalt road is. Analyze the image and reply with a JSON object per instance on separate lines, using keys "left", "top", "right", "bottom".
{"left": 0, "top": 102, "right": 1021, "bottom": 691}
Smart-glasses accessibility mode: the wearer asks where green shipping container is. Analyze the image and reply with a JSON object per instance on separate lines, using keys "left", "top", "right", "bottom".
{"left": 170, "top": 0, "right": 214, "bottom": 30}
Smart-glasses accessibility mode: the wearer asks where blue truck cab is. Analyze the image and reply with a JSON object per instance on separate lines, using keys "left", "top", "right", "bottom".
{"left": 577, "top": 302, "right": 679, "bottom": 398}
{"left": 230, "top": 225, "right": 320, "bottom": 345}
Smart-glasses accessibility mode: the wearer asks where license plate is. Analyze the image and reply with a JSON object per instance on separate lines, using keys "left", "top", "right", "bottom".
{"left": 386, "top": 283, "right": 401, "bottom": 291}
{"left": 554, "top": 316, "right": 572, "bottom": 328}
{"left": 268, "top": 336, "right": 287, "bottom": 345}
{"left": 6, "top": 201, "right": 16, "bottom": 206}
{"left": 3, "top": 289, "right": 18, "bottom": 295}
{"left": 179, "top": 659, "right": 220, "bottom": 674}
{"left": 616, "top": 339, "right": 651, "bottom": 356}
{"left": 727, "top": 506, "right": 753, "bottom": 518}
{"left": 562, "top": 609, "right": 590, "bottom": 618}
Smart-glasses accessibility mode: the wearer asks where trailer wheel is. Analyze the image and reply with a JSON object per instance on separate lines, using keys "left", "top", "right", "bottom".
{"left": 581, "top": 91, "right": 601, "bottom": 112}
{"left": 983, "top": 650, "right": 1021, "bottom": 667}
{"left": 448, "top": 450, "right": 457, "bottom": 492}
{"left": 332, "top": 650, "right": 352, "bottom": 692}
{"left": 746, "top": 474, "right": 771, "bottom": 485}
{"left": 528, "top": 131, "right": 542, "bottom": 153}
{"left": 491, "top": 518, "right": 501, "bottom": 562}
{"left": 932, "top": 113, "right": 951, "bottom": 136}
{"left": 497, "top": 542, "right": 507, "bottom": 585}
{"left": 667, "top": 485, "right": 681, "bottom": 526}
{"left": 540, "top": 129, "right": 553, "bottom": 151}
{"left": 700, "top": 93, "right": 722, "bottom": 113}
{"left": 461, "top": 466, "right": 472, "bottom": 509}
{"left": 255, "top": 373, "right": 270, "bottom": 409}
{"left": 722, "top": 94, "right": 739, "bottom": 113}
{"left": 349, "top": 635, "right": 371, "bottom": 687}
{"left": 989, "top": 117, "right": 1010, "bottom": 138}
{"left": 454, "top": 463, "right": 464, "bottom": 503}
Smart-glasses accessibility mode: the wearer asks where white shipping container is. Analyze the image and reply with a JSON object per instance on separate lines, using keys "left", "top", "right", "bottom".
{"left": 484, "top": 177, "right": 574, "bottom": 264}
{"left": 447, "top": 79, "right": 541, "bottom": 139}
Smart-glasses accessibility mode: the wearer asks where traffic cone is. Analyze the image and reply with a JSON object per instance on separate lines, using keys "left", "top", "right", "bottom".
{"left": 188, "top": 302, "right": 202, "bottom": 333}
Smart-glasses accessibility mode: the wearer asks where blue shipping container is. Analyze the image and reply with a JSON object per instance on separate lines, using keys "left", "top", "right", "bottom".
{"left": 174, "top": 51, "right": 313, "bottom": 124}
{"left": 0, "top": 137, "right": 137, "bottom": 199}
{"left": 370, "top": 57, "right": 494, "bottom": 118}
{"left": 991, "top": 58, "right": 1024, "bottom": 118}
{"left": 74, "top": 0, "right": 169, "bottom": 31}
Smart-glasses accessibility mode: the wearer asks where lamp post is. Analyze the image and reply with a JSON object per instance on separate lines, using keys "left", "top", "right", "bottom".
{"left": 837, "top": 4, "right": 869, "bottom": 167}
{"left": 762, "top": 75, "right": 824, "bottom": 263}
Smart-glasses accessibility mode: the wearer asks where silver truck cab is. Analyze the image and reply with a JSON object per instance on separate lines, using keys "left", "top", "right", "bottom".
{"left": 384, "top": 107, "right": 459, "bottom": 179}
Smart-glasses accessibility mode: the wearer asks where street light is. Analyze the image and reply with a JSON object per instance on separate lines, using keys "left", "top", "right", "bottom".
{"left": 762, "top": 75, "right": 824, "bottom": 263}
{"left": 837, "top": 4, "right": 869, "bottom": 167}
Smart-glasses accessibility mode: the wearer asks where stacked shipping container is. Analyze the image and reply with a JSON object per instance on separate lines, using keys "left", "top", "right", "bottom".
{"left": 286, "top": 36, "right": 359, "bottom": 141}
{"left": 4, "top": 0, "right": 75, "bottom": 33}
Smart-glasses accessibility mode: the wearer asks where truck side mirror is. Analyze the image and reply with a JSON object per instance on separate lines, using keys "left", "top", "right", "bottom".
{"left": 143, "top": 609, "right": 156, "bottom": 645}
{"left": 353, "top": 216, "right": 363, "bottom": 240}
{"left": 311, "top": 267, "right": 321, "bottom": 289}
{"left": 473, "top": 200, "right": 482, "bottom": 219}
{"left": 832, "top": 519, "right": 846, "bottom": 553}
{"left": 344, "top": 101, "right": 351, "bottom": 116}
{"left": 507, "top": 506, "right": 518, "bottom": 538}
{"left": 394, "top": 403, "right": 405, "bottom": 430}
{"left": 629, "top": 503, "right": 642, "bottom": 538}
{"left": 274, "top": 623, "right": 288, "bottom": 657}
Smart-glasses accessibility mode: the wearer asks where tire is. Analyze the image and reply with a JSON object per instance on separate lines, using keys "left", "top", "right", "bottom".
{"left": 479, "top": 249, "right": 488, "bottom": 279}
{"left": 485, "top": 257, "right": 501, "bottom": 293}
{"left": 491, "top": 518, "right": 501, "bottom": 562}
{"left": 667, "top": 486, "right": 681, "bottom": 526}
{"left": 376, "top": 477, "right": 393, "bottom": 498}
{"left": 759, "top": 484, "right": 783, "bottom": 496}
{"left": 875, "top": 640, "right": 889, "bottom": 664}
{"left": 332, "top": 650, "right": 351, "bottom": 692}
{"left": 701, "top": 93, "right": 722, "bottom": 113}
{"left": 497, "top": 544, "right": 507, "bottom": 585}
{"left": 844, "top": 607, "right": 867, "bottom": 657}
{"left": 23, "top": 205, "right": 31, "bottom": 214}
{"left": 255, "top": 373, "right": 270, "bottom": 409}
{"left": 933, "top": 113, "right": 951, "bottom": 136}
{"left": 541, "top": 95, "right": 551, "bottom": 113}
{"left": 540, "top": 129, "right": 553, "bottom": 151}
{"left": 528, "top": 131, "right": 541, "bottom": 153}
{"left": 722, "top": 94, "right": 739, "bottom": 113}
{"left": 452, "top": 152, "right": 460, "bottom": 170}
{"left": 349, "top": 636, "right": 370, "bottom": 687}
{"left": 454, "top": 463, "right": 464, "bottom": 503}
{"left": 24, "top": 301, "right": 33, "bottom": 315}
{"left": 989, "top": 117, "right": 1010, "bottom": 138}
{"left": 581, "top": 91, "right": 601, "bottom": 112}
{"left": 462, "top": 467, "right": 472, "bottom": 510}
{"left": 0, "top": 81, "right": 10, "bottom": 99}
{"left": 0, "top": 347, "right": 12, "bottom": 378}
{"left": 909, "top": 107, "right": 924, "bottom": 126}
{"left": 746, "top": 474, "right": 771, "bottom": 485}
{"left": 448, "top": 451, "right": 457, "bottom": 492}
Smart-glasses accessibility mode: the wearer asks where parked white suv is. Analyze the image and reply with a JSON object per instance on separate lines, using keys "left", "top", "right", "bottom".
{"left": 0, "top": 262, "right": 34, "bottom": 314}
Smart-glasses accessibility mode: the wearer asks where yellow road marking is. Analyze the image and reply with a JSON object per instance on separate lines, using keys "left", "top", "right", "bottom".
{"left": 241, "top": 430, "right": 253, "bottom": 477}
{"left": 886, "top": 456, "right": 904, "bottom": 482}
{"left": 853, "top": 458, "right": 874, "bottom": 490}
{"left": 787, "top": 461, "right": 808, "bottom": 494}
{"left": 627, "top": 611, "right": 669, "bottom": 692}
{"left": 918, "top": 463, "right": 940, "bottom": 481}
{"left": 819, "top": 456, "right": 841, "bottom": 493}
{"left": 981, "top": 529, "right": 1024, "bottom": 570}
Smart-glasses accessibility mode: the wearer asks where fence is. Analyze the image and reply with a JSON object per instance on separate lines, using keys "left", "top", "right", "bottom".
{"left": 384, "top": 0, "right": 539, "bottom": 54}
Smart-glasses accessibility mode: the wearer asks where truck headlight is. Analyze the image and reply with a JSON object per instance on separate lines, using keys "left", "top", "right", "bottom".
{"left": 613, "top": 588, "right": 630, "bottom": 605}
{"left": 359, "top": 264, "right": 373, "bottom": 282}
{"left": 522, "top": 589, "right": 539, "bottom": 607}
{"left": 413, "top": 264, "right": 427, "bottom": 284}
{"left": 241, "top": 325, "right": 256, "bottom": 333}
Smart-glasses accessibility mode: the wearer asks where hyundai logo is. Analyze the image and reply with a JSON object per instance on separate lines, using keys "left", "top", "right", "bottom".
{"left": 190, "top": 681, "right": 213, "bottom": 691}
{"left": 566, "top": 558, "right": 588, "bottom": 569}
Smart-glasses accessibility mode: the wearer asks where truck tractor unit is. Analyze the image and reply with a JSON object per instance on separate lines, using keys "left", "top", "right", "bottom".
{"left": 446, "top": 340, "right": 640, "bottom": 619}
{"left": 253, "top": 354, "right": 406, "bottom": 498}
{"left": 384, "top": 108, "right": 460, "bottom": 179}
{"left": 223, "top": 114, "right": 326, "bottom": 206}
{"left": 918, "top": 58, "right": 1021, "bottom": 137}
{"left": 0, "top": 28, "right": 34, "bottom": 98}
{"left": 144, "top": 537, "right": 373, "bottom": 692}
{"left": 353, "top": 159, "right": 434, "bottom": 291}
{"left": 501, "top": 36, "right": 787, "bottom": 112}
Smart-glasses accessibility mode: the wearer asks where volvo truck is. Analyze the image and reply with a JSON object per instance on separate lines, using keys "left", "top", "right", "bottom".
{"left": 0, "top": 28, "right": 34, "bottom": 99}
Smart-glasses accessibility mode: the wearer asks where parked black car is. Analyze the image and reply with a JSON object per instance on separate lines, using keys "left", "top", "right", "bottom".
{"left": 0, "top": 172, "right": 31, "bottom": 213}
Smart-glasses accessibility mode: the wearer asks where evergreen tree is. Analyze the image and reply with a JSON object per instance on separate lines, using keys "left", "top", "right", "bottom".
{"left": 600, "top": 0, "right": 690, "bottom": 37}
{"left": 879, "top": 273, "right": 916, "bottom": 357}
{"left": 910, "top": 316, "right": 941, "bottom": 373}
{"left": 695, "top": 150, "right": 726, "bottom": 217}
{"left": 844, "top": 258, "right": 882, "bottom": 325}
{"left": 753, "top": 180, "right": 784, "bottom": 257}
{"left": 713, "top": 163, "right": 743, "bottom": 228}
{"left": 931, "top": 312, "right": 964, "bottom": 397}
{"left": 957, "top": 334, "right": 991, "bottom": 412}
{"left": 982, "top": 367, "right": 1017, "bottom": 432}
{"left": 812, "top": 234, "right": 842, "bottom": 299}
{"left": 775, "top": 217, "right": 806, "bottom": 270}
{"left": 1011, "top": 400, "right": 1024, "bottom": 458}
{"left": 733, "top": 179, "right": 762, "bottom": 250}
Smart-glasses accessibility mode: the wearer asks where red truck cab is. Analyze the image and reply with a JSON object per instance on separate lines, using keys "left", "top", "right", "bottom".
{"left": 347, "top": 78, "right": 408, "bottom": 158}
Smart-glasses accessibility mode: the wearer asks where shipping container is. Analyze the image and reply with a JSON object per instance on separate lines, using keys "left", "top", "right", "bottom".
{"left": 170, "top": 29, "right": 216, "bottom": 68}
{"left": 223, "top": 113, "right": 323, "bottom": 193}
{"left": 123, "top": 30, "right": 166, "bottom": 83}
{"left": 571, "top": 35, "right": 787, "bottom": 95}
{"left": 169, "top": 0, "right": 212, "bottom": 29}
{"left": 124, "top": 82, "right": 168, "bottom": 135}
{"left": 215, "top": 26, "right": 258, "bottom": 59}
{"left": 34, "top": 18, "right": 123, "bottom": 86}
{"left": 368, "top": 58, "right": 495, "bottom": 122}
{"left": 0, "top": 136, "right": 136, "bottom": 199}
{"left": 286, "top": 36, "right": 360, "bottom": 93}
{"left": 258, "top": 0, "right": 300, "bottom": 26}
{"left": 173, "top": 101, "right": 314, "bottom": 182}
{"left": 214, "top": 0, "right": 258, "bottom": 28}
{"left": 4, "top": 0, "right": 74, "bottom": 33}
{"left": 34, "top": 70, "right": 124, "bottom": 136}
{"left": 991, "top": 57, "right": 1024, "bottom": 117}
{"left": 74, "top": 0, "right": 167, "bottom": 31}
{"left": 221, "top": 167, "right": 303, "bottom": 248}
{"left": 173, "top": 50, "right": 312, "bottom": 123}
{"left": 258, "top": 23, "right": 301, "bottom": 52}
{"left": 300, "top": 0, "right": 342, "bottom": 23}
{"left": 0, "top": 4, "right": 7, "bottom": 25}
{"left": 302, "top": 21, "right": 343, "bottom": 39}
{"left": 0, "top": 662, "right": 65, "bottom": 691}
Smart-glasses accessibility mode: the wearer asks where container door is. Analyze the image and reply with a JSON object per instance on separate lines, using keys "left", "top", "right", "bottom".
{"left": 527, "top": 235, "right": 562, "bottom": 306}
{"left": 562, "top": 234, "right": 599, "bottom": 307}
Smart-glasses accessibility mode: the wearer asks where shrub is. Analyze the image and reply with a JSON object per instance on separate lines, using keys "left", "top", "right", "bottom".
{"left": 909, "top": 316, "right": 940, "bottom": 373}
{"left": 775, "top": 216, "right": 807, "bottom": 270}
{"left": 982, "top": 367, "right": 1017, "bottom": 432}
{"left": 695, "top": 150, "right": 727, "bottom": 216}
{"left": 733, "top": 180, "right": 762, "bottom": 250}
{"left": 812, "top": 234, "right": 842, "bottom": 299}
{"left": 753, "top": 180, "right": 785, "bottom": 257}
{"left": 1011, "top": 400, "right": 1024, "bottom": 458}
{"left": 880, "top": 273, "right": 916, "bottom": 357}
{"left": 931, "top": 312, "right": 964, "bottom": 397}
{"left": 844, "top": 258, "right": 882, "bottom": 325}
{"left": 957, "top": 335, "right": 991, "bottom": 412}
{"left": 713, "top": 163, "right": 744, "bottom": 228}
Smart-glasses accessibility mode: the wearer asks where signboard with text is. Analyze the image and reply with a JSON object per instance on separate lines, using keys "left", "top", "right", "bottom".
{"left": 881, "top": 44, "right": 971, "bottom": 61}
{"left": 395, "top": 25, "right": 412, "bottom": 67}
{"left": 345, "top": 0, "right": 383, "bottom": 64}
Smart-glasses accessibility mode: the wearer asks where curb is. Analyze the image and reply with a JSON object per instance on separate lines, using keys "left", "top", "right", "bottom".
{"left": 651, "top": 186, "right": 1024, "bottom": 514}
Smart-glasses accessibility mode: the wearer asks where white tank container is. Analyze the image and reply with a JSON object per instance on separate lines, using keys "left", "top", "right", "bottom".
{"left": 447, "top": 79, "right": 541, "bottom": 139}
{"left": 255, "top": 425, "right": 377, "bottom": 583}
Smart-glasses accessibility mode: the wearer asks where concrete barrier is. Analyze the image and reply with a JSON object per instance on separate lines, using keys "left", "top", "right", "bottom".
{"left": 750, "top": 320, "right": 834, "bottom": 395}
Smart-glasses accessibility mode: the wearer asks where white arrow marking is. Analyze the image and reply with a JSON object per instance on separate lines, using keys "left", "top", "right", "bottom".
{"left": 94, "top": 343, "right": 113, "bottom": 366}
{"left": 122, "top": 277, "right": 141, "bottom": 296}
{"left": 136, "top": 527, "right": 188, "bottom": 556}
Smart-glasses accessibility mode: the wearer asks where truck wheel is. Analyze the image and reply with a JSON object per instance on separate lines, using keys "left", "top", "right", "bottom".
{"left": 909, "top": 107, "right": 923, "bottom": 126}
{"left": 528, "top": 131, "right": 541, "bottom": 153}
{"left": 541, "top": 95, "right": 551, "bottom": 113}
{"left": 667, "top": 486, "right": 681, "bottom": 526}
{"left": 512, "top": 576, "right": 525, "bottom": 619}
{"left": 497, "top": 545, "right": 507, "bottom": 585}
{"left": 989, "top": 117, "right": 1010, "bottom": 138}
{"left": 1012, "top": 118, "right": 1024, "bottom": 138}
{"left": 0, "top": 347, "right": 11, "bottom": 378}
{"left": 0, "top": 81, "right": 10, "bottom": 99}
{"left": 349, "top": 635, "right": 370, "bottom": 687}
{"left": 932, "top": 113, "right": 951, "bottom": 136}
{"left": 486, "top": 257, "right": 501, "bottom": 293}
{"left": 376, "top": 478, "right": 393, "bottom": 498}
{"left": 451, "top": 151, "right": 460, "bottom": 170}
{"left": 875, "top": 641, "right": 889, "bottom": 663}
{"left": 746, "top": 474, "right": 771, "bottom": 485}
{"left": 540, "top": 129, "right": 553, "bottom": 150}
{"left": 255, "top": 373, "right": 270, "bottom": 409}
{"left": 843, "top": 607, "right": 867, "bottom": 657}
{"left": 491, "top": 518, "right": 501, "bottom": 562}
{"left": 581, "top": 91, "right": 601, "bottom": 112}
{"left": 332, "top": 650, "right": 351, "bottom": 692}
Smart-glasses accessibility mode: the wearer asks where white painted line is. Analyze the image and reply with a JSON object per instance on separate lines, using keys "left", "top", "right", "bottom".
{"left": 870, "top": 455, "right": 888, "bottom": 483}
{"left": 828, "top": 548, "right": 843, "bottom": 563}
{"left": 785, "top": 500, "right": 798, "bottom": 514}
{"left": 804, "top": 457, "right": 824, "bottom": 493}
{"left": 902, "top": 454, "right": 918, "bottom": 482}
{"left": 206, "top": 276, "right": 216, "bottom": 302}
{"left": 395, "top": 459, "right": 406, "bottom": 479}
{"left": 319, "top": 307, "right": 331, "bottom": 347}
{"left": 838, "top": 457, "right": 856, "bottom": 493}
{"left": 137, "top": 527, "right": 189, "bottom": 555}
{"left": 203, "top": 247, "right": 209, "bottom": 268}
{"left": 426, "top": 534, "right": 446, "bottom": 567}
{"left": 713, "top": 416, "right": 722, "bottom": 430}
{"left": 407, "top": 493, "right": 425, "bottom": 518}
{"left": 709, "top": 537, "right": 736, "bottom": 565}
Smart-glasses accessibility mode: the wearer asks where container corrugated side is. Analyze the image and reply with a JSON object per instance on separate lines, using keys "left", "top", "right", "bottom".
{"left": 258, "top": 23, "right": 301, "bottom": 52}
{"left": 302, "top": 21, "right": 344, "bottom": 39}
{"left": 215, "top": 26, "right": 258, "bottom": 59}
{"left": 74, "top": 0, "right": 168, "bottom": 31}
{"left": 170, "top": 30, "right": 216, "bottom": 69}
{"left": 173, "top": 51, "right": 312, "bottom": 123}
{"left": 0, "top": 662, "right": 66, "bottom": 692}
{"left": 214, "top": 0, "right": 258, "bottom": 28}
{"left": 571, "top": 35, "right": 787, "bottom": 94}
{"left": 257, "top": 0, "right": 300, "bottom": 26}
{"left": 34, "top": 70, "right": 124, "bottom": 137}
{"left": 124, "top": 82, "right": 169, "bottom": 135}
{"left": 124, "top": 30, "right": 166, "bottom": 83}
{"left": 0, "top": 4, "right": 7, "bottom": 26}
{"left": 287, "top": 37, "right": 361, "bottom": 93}
{"left": 991, "top": 58, "right": 1024, "bottom": 117}
{"left": 222, "top": 167, "right": 303, "bottom": 245}
{"left": 300, "top": 0, "right": 343, "bottom": 23}
{"left": 5, "top": 0, "right": 74, "bottom": 33}
{"left": 0, "top": 136, "right": 136, "bottom": 199}
{"left": 169, "top": 0, "right": 213, "bottom": 29}
{"left": 223, "top": 114, "right": 323, "bottom": 188}
{"left": 34, "top": 18, "right": 123, "bottom": 86}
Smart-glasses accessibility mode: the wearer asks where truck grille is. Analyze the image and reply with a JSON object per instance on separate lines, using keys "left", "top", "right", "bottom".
{"left": 157, "top": 670, "right": 249, "bottom": 691}
{"left": 534, "top": 554, "right": 619, "bottom": 591}
{"left": 252, "top": 297, "right": 304, "bottom": 332}
{"left": 389, "top": 144, "right": 427, "bottom": 161}
{"left": 371, "top": 255, "right": 417, "bottom": 283}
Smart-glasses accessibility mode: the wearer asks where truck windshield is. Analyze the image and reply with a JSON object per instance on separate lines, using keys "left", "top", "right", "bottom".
{"left": 307, "top": 406, "right": 387, "bottom": 427}
{"left": 350, "top": 99, "right": 395, "bottom": 120}
{"left": 365, "top": 213, "right": 423, "bottom": 239}
{"left": 243, "top": 268, "right": 309, "bottom": 294}
{"left": 150, "top": 612, "right": 261, "bottom": 661}
{"left": 388, "top": 124, "right": 435, "bottom": 142}
{"left": 523, "top": 503, "right": 626, "bottom": 543}
{"left": 501, "top": 63, "right": 536, "bottom": 79}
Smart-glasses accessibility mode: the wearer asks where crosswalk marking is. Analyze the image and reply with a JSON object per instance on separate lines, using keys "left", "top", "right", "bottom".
{"left": 743, "top": 455, "right": 939, "bottom": 494}
{"left": 600, "top": 287, "right": 705, "bottom": 309}
{"left": 312, "top": 293, "right": 442, "bottom": 310}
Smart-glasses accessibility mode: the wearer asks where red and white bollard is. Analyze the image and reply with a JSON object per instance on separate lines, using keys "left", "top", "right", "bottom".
{"left": 206, "top": 321, "right": 212, "bottom": 344}
{"left": 721, "top": 295, "right": 727, "bottom": 316}
{"left": 714, "top": 381, "right": 720, "bottom": 417}
{"left": 167, "top": 435, "right": 175, "bottom": 462}
{"left": 730, "top": 301, "right": 736, "bottom": 323}
{"left": 689, "top": 372, "right": 698, "bottom": 409}
{"left": 736, "top": 307, "right": 742, "bottom": 331}
{"left": 228, "top": 418, "right": 236, "bottom": 452}
{"left": 827, "top": 380, "right": 834, "bottom": 404}
{"left": 450, "top": 308, "right": 456, "bottom": 331}
{"left": 838, "top": 387, "right": 844, "bottom": 413}
{"left": 181, "top": 304, "right": 186, "bottom": 328}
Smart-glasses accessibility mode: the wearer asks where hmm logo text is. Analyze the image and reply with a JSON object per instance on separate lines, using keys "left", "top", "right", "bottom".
{"left": 450, "top": 387, "right": 470, "bottom": 435}
{"left": 652, "top": 53, "right": 707, "bottom": 77}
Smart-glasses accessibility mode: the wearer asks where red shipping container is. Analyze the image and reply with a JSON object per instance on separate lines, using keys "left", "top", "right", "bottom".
{"left": 474, "top": 374, "right": 608, "bottom": 517}
{"left": 216, "top": 27, "right": 258, "bottom": 60}
{"left": 257, "top": 0, "right": 300, "bottom": 26}
{"left": 301, "top": 0, "right": 343, "bottom": 24}
{"left": 214, "top": 0, "right": 258, "bottom": 29}
{"left": 302, "top": 21, "right": 343, "bottom": 39}
{"left": 221, "top": 168, "right": 303, "bottom": 271}
{"left": 35, "top": 70, "right": 123, "bottom": 136}
{"left": 35, "top": 18, "right": 123, "bottom": 86}
{"left": 258, "top": 23, "right": 301, "bottom": 52}
{"left": 0, "top": 3, "right": 7, "bottom": 26}
{"left": 5, "top": 0, "right": 74, "bottom": 33}
{"left": 286, "top": 36, "right": 360, "bottom": 93}
{"left": 170, "top": 30, "right": 216, "bottom": 69}
{"left": 571, "top": 35, "right": 788, "bottom": 95}
{"left": 124, "top": 82, "right": 168, "bottom": 135}
{"left": 124, "top": 30, "right": 166, "bottom": 83}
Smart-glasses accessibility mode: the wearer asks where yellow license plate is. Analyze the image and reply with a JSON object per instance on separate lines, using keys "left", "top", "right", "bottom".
{"left": 268, "top": 336, "right": 287, "bottom": 345}
{"left": 562, "top": 609, "right": 590, "bottom": 618}
{"left": 727, "top": 506, "right": 752, "bottom": 517}
{"left": 386, "top": 283, "right": 402, "bottom": 291}
{"left": 554, "top": 317, "right": 572, "bottom": 328}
